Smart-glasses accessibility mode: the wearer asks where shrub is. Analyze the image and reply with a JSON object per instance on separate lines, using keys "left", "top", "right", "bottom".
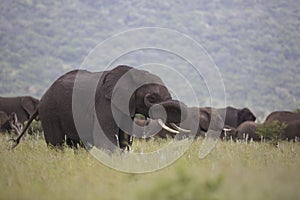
{"left": 256, "top": 120, "right": 287, "bottom": 145}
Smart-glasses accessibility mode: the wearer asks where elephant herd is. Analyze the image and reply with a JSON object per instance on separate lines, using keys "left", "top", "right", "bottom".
{"left": 1, "top": 65, "right": 299, "bottom": 152}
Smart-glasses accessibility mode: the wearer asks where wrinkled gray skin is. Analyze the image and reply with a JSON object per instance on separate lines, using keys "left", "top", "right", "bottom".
{"left": 0, "top": 96, "right": 39, "bottom": 126}
{"left": 13, "top": 65, "right": 188, "bottom": 151}
{"left": 235, "top": 121, "right": 261, "bottom": 141}
{"left": 280, "top": 120, "right": 300, "bottom": 141}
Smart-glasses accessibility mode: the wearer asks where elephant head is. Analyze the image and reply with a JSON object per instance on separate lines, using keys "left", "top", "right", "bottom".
{"left": 237, "top": 108, "right": 256, "bottom": 126}
{"left": 102, "top": 65, "right": 187, "bottom": 122}
{"left": 220, "top": 126, "right": 237, "bottom": 140}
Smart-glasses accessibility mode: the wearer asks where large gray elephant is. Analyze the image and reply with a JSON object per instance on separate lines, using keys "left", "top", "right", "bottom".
{"left": 12, "top": 65, "right": 188, "bottom": 151}
{"left": 0, "top": 96, "right": 39, "bottom": 125}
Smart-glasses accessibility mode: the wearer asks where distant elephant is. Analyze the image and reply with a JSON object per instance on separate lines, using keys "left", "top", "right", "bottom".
{"left": 0, "top": 96, "right": 39, "bottom": 125}
{"left": 265, "top": 111, "right": 300, "bottom": 124}
{"left": 236, "top": 121, "right": 261, "bottom": 141}
{"left": 12, "top": 65, "right": 188, "bottom": 151}
{"left": 279, "top": 120, "right": 300, "bottom": 141}
{"left": 0, "top": 111, "right": 23, "bottom": 134}
{"left": 204, "top": 106, "right": 256, "bottom": 128}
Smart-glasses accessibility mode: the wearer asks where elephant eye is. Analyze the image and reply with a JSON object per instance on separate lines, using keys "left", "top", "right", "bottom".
{"left": 147, "top": 93, "right": 160, "bottom": 103}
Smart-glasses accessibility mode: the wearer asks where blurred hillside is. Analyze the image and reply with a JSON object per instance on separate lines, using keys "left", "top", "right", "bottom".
{"left": 0, "top": 0, "right": 299, "bottom": 120}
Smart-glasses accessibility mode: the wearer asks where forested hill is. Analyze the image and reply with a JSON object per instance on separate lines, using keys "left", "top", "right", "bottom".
{"left": 0, "top": 0, "right": 299, "bottom": 119}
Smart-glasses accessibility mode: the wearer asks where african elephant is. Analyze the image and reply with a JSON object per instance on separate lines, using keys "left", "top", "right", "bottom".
{"left": 13, "top": 65, "right": 188, "bottom": 151}
{"left": 236, "top": 121, "right": 261, "bottom": 141}
{"left": 265, "top": 111, "right": 300, "bottom": 124}
{"left": 0, "top": 111, "right": 23, "bottom": 134}
{"left": 279, "top": 120, "right": 300, "bottom": 141}
{"left": 0, "top": 96, "right": 39, "bottom": 125}
{"left": 204, "top": 106, "right": 256, "bottom": 128}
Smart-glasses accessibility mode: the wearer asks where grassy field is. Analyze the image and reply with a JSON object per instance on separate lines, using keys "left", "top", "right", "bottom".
{"left": 0, "top": 134, "right": 300, "bottom": 200}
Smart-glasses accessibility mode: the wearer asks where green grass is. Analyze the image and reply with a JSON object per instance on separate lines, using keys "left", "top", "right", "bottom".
{"left": 0, "top": 135, "right": 300, "bottom": 200}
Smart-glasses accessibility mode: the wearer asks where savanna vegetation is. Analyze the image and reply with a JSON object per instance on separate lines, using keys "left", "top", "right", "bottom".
{"left": 0, "top": 134, "right": 299, "bottom": 200}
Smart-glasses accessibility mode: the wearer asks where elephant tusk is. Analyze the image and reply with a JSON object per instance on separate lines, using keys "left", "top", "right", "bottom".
{"left": 115, "top": 134, "right": 120, "bottom": 149}
{"left": 223, "top": 128, "right": 232, "bottom": 132}
{"left": 170, "top": 123, "right": 191, "bottom": 133}
{"left": 157, "top": 119, "right": 179, "bottom": 134}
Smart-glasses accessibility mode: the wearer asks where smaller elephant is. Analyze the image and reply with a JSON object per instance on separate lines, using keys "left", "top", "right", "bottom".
{"left": 221, "top": 106, "right": 256, "bottom": 128}
{"left": 236, "top": 121, "right": 261, "bottom": 141}
{"left": 201, "top": 106, "right": 256, "bottom": 128}
{"left": 279, "top": 120, "right": 300, "bottom": 141}
{"left": 0, "top": 111, "right": 23, "bottom": 134}
{"left": 0, "top": 96, "right": 39, "bottom": 126}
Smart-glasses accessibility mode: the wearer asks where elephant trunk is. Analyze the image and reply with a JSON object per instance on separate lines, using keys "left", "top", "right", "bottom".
{"left": 144, "top": 95, "right": 188, "bottom": 124}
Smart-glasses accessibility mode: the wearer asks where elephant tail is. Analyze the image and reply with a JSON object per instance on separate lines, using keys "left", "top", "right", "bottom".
{"left": 8, "top": 109, "right": 39, "bottom": 149}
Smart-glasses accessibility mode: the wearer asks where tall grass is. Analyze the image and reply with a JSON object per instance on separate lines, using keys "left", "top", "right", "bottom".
{"left": 0, "top": 135, "right": 299, "bottom": 200}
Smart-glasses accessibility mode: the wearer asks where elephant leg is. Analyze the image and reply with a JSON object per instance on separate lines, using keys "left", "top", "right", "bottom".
{"left": 118, "top": 129, "right": 132, "bottom": 150}
{"left": 66, "top": 137, "right": 78, "bottom": 148}
{"left": 41, "top": 118, "right": 65, "bottom": 148}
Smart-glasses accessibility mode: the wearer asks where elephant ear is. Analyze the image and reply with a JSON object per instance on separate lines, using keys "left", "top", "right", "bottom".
{"left": 102, "top": 65, "right": 136, "bottom": 117}
{"left": 21, "top": 97, "right": 37, "bottom": 116}
{"left": 238, "top": 108, "right": 253, "bottom": 124}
